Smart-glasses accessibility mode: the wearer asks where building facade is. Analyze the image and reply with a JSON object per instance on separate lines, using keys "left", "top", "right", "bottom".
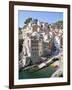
{"left": 31, "top": 37, "right": 43, "bottom": 64}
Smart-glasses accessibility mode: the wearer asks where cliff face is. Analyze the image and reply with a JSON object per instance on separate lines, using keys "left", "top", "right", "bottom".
{"left": 19, "top": 18, "right": 63, "bottom": 69}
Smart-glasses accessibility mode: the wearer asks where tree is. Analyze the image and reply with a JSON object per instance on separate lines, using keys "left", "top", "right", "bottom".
{"left": 51, "top": 20, "right": 63, "bottom": 29}
{"left": 19, "top": 27, "right": 22, "bottom": 30}
{"left": 24, "top": 17, "right": 32, "bottom": 24}
{"left": 33, "top": 19, "right": 38, "bottom": 24}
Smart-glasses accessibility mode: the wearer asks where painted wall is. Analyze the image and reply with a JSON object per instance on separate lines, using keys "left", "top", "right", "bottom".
{"left": 0, "top": 0, "right": 72, "bottom": 90}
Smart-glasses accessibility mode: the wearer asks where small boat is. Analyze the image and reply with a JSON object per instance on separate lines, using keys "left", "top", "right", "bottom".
{"left": 22, "top": 53, "right": 62, "bottom": 72}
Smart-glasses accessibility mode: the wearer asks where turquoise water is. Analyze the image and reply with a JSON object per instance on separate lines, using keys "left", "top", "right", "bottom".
{"left": 19, "top": 66, "right": 55, "bottom": 79}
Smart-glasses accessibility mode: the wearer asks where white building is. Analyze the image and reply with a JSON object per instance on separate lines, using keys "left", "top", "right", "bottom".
{"left": 22, "top": 34, "right": 31, "bottom": 57}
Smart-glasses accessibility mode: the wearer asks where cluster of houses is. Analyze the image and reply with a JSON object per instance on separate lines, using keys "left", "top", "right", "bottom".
{"left": 19, "top": 18, "right": 63, "bottom": 70}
